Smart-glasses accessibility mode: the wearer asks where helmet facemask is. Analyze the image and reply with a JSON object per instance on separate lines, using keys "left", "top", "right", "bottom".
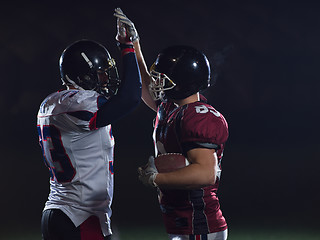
{"left": 149, "top": 69, "right": 176, "bottom": 100}
{"left": 95, "top": 58, "right": 120, "bottom": 98}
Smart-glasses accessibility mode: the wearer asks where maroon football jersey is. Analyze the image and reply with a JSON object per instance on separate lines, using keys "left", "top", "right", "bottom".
{"left": 153, "top": 97, "right": 228, "bottom": 235}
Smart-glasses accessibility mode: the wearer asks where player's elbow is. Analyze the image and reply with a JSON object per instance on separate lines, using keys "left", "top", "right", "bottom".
{"left": 132, "top": 94, "right": 142, "bottom": 107}
{"left": 193, "top": 171, "right": 216, "bottom": 189}
{"left": 127, "top": 94, "right": 141, "bottom": 110}
{"left": 192, "top": 164, "right": 217, "bottom": 188}
{"left": 117, "top": 88, "right": 141, "bottom": 111}
{"left": 188, "top": 176, "right": 215, "bottom": 189}
{"left": 203, "top": 172, "right": 216, "bottom": 186}
{"left": 210, "top": 176, "right": 217, "bottom": 186}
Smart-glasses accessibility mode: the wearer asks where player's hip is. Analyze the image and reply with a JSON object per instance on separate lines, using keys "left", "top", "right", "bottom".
{"left": 161, "top": 207, "right": 227, "bottom": 235}
{"left": 41, "top": 209, "right": 111, "bottom": 240}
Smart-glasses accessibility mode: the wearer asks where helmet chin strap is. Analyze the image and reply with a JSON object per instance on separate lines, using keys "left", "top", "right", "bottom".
{"left": 65, "top": 74, "right": 112, "bottom": 98}
{"left": 65, "top": 75, "right": 85, "bottom": 90}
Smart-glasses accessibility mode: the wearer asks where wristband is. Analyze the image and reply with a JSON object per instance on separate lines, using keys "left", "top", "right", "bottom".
{"left": 117, "top": 42, "right": 135, "bottom": 55}
{"left": 117, "top": 42, "right": 133, "bottom": 49}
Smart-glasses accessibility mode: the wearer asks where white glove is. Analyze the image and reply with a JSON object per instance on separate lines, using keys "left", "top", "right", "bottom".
{"left": 138, "top": 156, "right": 158, "bottom": 187}
{"left": 114, "top": 8, "right": 139, "bottom": 42}
{"left": 115, "top": 18, "right": 128, "bottom": 44}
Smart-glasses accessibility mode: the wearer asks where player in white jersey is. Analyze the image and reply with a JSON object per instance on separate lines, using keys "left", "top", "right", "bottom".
{"left": 37, "top": 24, "right": 141, "bottom": 240}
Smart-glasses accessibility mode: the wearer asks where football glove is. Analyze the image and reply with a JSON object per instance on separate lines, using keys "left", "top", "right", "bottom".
{"left": 114, "top": 8, "right": 139, "bottom": 42}
{"left": 138, "top": 156, "right": 158, "bottom": 187}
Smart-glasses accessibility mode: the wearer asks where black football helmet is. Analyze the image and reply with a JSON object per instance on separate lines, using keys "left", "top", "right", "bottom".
{"left": 149, "top": 45, "right": 211, "bottom": 100}
{"left": 59, "top": 39, "right": 120, "bottom": 98}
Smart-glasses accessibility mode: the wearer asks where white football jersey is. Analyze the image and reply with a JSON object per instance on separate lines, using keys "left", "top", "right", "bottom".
{"left": 37, "top": 89, "right": 114, "bottom": 236}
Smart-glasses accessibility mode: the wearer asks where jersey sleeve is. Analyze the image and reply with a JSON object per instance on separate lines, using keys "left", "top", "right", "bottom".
{"left": 93, "top": 51, "right": 142, "bottom": 128}
{"left": 179, "top": 103, "right": 228, "bottom": 151}
{"left": 69, "top": 52, "right": 142, "bottom": 130}
{"left": 58, "top": 90, "right": 104, "bottom": 131}
{"left": 38, "top": 90, "right": 110, "bottom": 132}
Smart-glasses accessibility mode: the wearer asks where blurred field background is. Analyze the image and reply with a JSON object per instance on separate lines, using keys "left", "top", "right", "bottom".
{"left": 1, "top": 225, "right": 320, "bottom": 240}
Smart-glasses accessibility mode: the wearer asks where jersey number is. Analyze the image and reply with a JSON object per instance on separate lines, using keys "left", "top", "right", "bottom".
{"left": 195, "top": 105, "right": 220, "bottom": 117}
{"left": 37, "top": 125, "right": 76, "bottom": 183}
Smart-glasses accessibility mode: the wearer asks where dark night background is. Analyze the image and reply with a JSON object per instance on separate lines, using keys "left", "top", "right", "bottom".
{"left": 1, "top": 0, "right": 319, "bottom": 238}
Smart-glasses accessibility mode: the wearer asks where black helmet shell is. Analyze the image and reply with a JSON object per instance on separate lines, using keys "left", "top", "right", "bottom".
{"left": 59, "top": 39, "right": 120, "bottom": 97}
{"left": 151, "top": 45, "right": 211, "bottom": 100}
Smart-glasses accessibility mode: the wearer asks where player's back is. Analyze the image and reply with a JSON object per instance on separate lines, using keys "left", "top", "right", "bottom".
{"left": 37, "top": 90, "right": 114, "bottom": 225}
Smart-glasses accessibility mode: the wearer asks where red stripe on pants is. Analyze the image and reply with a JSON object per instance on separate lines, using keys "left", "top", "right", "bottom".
{"left": 80, "top": 215, "right": 104, "bottom": 240}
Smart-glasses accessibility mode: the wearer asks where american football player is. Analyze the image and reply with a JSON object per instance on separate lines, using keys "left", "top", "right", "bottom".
{"left": 37, "top": 27, "right": 141, "bottom": 239}
{"left": 115, "top": 8, "right": 229, "bottom": 240}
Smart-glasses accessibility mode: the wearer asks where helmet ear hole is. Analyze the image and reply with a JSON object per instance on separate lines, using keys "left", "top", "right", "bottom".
{"left": 150, "top": 45, "right": 210, "bottom": 100}
{"left": 59, "top": 39, "right": 121, "bottom": 98}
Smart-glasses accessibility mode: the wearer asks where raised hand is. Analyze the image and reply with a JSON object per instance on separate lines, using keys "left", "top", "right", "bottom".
{"left": 114, "top": 8, "right": 139, "bottom": 42}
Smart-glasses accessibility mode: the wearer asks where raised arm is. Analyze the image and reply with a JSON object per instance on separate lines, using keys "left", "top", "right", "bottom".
{"left": 133, "top": 40, "right": 157, "bottom": 111}
{"left": 94, "top": 16, "right": 142, "bottom": 128}
{"left": 95, "top": 52, "right": 141, "bottom": 127}
{"left": 114, "top": 8, "right": 157, "bottom": 111}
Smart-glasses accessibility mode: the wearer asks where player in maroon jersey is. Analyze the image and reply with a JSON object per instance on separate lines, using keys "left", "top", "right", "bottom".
{"left": 115, "top": 8, "right": 229, "bottom": 240}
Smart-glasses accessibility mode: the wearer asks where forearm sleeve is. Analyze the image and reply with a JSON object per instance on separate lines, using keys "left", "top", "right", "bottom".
{"left": 95, "top": 52, "right": 142, "bottom": 127}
